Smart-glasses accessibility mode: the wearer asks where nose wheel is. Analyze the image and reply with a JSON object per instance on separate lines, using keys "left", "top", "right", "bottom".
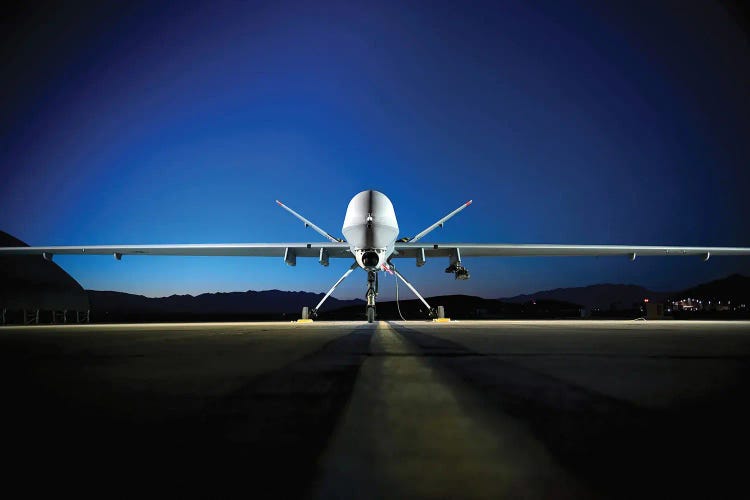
{"left": 366, "top": 271, "right": 378, "bottom": 323}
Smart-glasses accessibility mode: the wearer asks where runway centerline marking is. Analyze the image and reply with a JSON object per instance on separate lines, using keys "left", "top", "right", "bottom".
{"left": 313, "top": 321, "right": 581, "bottom": 499}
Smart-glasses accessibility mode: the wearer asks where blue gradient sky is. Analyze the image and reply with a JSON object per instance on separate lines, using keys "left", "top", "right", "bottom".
{"left": 2, "top": 1, "right": 749, "bottom": 299}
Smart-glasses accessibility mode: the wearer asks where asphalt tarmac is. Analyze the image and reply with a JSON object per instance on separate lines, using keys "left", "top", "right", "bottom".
{"left": 1, "top": 320, "right": 748, "bottom": 498}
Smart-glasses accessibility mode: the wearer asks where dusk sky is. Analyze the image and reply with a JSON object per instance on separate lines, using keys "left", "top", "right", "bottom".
{"left": 2, "top": 1, "right": 749, "bottom": 300}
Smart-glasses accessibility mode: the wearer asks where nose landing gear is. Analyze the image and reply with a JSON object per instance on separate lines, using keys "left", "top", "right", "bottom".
{"left": 366, "top": 271, "right": 378, "bottom": 323}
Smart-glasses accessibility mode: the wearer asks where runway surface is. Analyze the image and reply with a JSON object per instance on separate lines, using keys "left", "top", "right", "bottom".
{"left": 1, "top": 320, "right": 749, "bottom": 498}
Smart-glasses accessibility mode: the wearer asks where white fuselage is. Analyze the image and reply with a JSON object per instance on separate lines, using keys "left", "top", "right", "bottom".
{"left": 342, "top": 190, "right": 399, "bottom": 270}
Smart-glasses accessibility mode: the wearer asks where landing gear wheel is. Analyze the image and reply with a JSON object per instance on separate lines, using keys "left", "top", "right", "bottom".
{"left": 367, "top": 306, "right": 375, "bottom": 323}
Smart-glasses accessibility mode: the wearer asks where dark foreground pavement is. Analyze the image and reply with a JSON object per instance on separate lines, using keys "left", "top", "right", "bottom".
{"left": 1, "top": 320, "right": 749, "bottom": 498}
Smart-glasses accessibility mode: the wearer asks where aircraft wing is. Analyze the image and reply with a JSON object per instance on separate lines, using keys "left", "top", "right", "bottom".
{"left": 393, "top": 243, "right": 750, "bottom": 259}
{"left": 0, "top": 242, "right": 352, "bottom": 260}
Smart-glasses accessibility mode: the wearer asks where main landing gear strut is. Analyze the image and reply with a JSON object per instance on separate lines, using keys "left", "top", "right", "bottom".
{"left": 302, "top": 262, "right": 358, "bottom": 320}
{"left": 388, "top": 264, "right": 438, "bottom": 321}
{"left": 301, "top": 262, "right": 443, "bottom": 323}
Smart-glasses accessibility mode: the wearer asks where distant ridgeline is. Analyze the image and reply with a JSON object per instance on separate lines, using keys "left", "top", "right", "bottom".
{"left": 86, "top": 276, "right": 750, "bottom": 322}
{"left": 0, "top": 231, "right": 90, "bottom": 325}
{"left": 500, "top": 274, "right": 750, "bottom": 319}
{"left": 85, "top": 291, "right": 584, "bottom": 322}
{"left": 87, "top": 274, "right": 747, "bottom": 322}
{"left": 87, "top": 290, "right": 366, "bottom": 322}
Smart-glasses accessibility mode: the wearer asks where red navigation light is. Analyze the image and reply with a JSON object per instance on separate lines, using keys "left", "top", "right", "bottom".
{"left": 644, "top": 298, "right": 650, "bottom": 303}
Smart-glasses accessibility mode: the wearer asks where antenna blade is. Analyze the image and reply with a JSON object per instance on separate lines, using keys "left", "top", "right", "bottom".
{"left": 409, "top": 200, "right": 472, "bottom": 243}
{"left": 276, "top": 200, "right": 343, "bottom": 243}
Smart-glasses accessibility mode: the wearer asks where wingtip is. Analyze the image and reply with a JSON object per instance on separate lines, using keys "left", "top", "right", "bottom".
{"left": 275, "top": 200, "right": 282, "bottom": 206}
{"left": 466, "top": 200, "right": 473, "bottom": 206}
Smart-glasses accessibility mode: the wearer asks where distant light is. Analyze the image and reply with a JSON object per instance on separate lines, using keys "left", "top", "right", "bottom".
{"left": 644, "top": 298, "right": 649, "bottom": 303}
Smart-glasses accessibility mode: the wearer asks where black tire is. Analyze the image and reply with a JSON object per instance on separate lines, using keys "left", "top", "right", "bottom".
{"left": 367, "top": 307, "right": 375, "bottom": 323}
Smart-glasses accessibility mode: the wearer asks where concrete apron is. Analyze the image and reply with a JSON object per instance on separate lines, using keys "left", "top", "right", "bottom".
{"left": 313, "top": 321, "right": 585, "bottom": 499}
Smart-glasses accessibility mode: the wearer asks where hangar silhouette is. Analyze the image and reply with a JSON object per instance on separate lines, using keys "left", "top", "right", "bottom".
{"left": 1, "top": 231, "right": 89, "bottom": 325}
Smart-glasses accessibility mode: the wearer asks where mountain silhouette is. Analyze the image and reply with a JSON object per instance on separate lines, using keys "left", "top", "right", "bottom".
{"left": 501, "top": 284, "right": 671, "bottom": 311}
{"left": 87, "top": 289, "right": 364, "bottom": 322}
{"left": 676, "top": 274, "right": 750, "bottom": 303}
{"left": 500, "top": 275, "right": 749, "bottom": 311}
{"left": 84, "top": 274, "right": 748, "bottom": 321}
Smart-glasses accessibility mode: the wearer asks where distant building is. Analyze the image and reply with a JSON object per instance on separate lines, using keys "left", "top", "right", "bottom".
{"left": 705, "top": 301, "right": 730, "bottom": 312}
{"left": 646, "top": 302, "right": 665, "bottom": 320}
{"left": 669, "top": 298, "right": 740, "bottom": 313}
{"left": 673, "top": 298, "right": 702, "bottom": 311}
